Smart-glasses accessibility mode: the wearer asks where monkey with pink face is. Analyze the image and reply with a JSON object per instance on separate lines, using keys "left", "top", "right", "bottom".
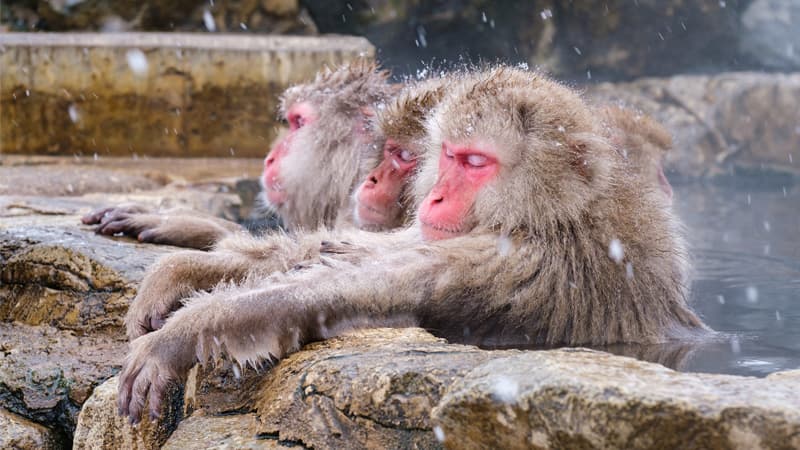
{"left": 118, "top": 67, "right": 708, "bottom": 422}
{"left": 121, "top": 70, "right": 681, "bottom": 339}
{"left": 82, "top": 60, "right": 395, "bottom": 248}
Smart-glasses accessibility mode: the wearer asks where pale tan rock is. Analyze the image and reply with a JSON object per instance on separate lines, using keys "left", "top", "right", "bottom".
{"left": 0, "top": 408, "right": 58, "bottom": 450}
{"left": 67, "top": 329, "right": 800, "bottom": 449}
{"left": 431, "top": 348, "right": 800, "bottom": 450}
{"left": 73, "top": 376, "right": 183, "bottom": 450}
{"left": 162, "top": 412, "right": 283, "bottom": 449}
{"left": 254, "top": 328, "right": 496, "bottom": 449}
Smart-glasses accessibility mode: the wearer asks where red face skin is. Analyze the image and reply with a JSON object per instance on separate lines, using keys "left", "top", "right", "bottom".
{"left": 356, "top": 139, "right": 418, "bottom": 227}
{"left": 262, "top": 102, "right": 317, "bottom": 206}
{"left": 418, "top": 141, "right": 500, "bottom": 241}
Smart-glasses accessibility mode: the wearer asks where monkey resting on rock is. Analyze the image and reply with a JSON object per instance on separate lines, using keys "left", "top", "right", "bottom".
{"left": 117, "top": 66, "right": 709, "bottom": 422}
{"left": 82, "top": 60, "right": 395, "bottom": 249}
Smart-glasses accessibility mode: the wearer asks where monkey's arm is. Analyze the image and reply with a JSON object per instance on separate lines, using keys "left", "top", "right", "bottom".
{"left": 126, "top": 232, "right": 323, "bottom": 339}
{"left": 83, "top": 204, "right": 246, "bottom": 250}
{"left": 118, "top": 235, "right": 510, "bottom": 421}
{"left": 125, "top": 228, "right": 413, "bottom": 339}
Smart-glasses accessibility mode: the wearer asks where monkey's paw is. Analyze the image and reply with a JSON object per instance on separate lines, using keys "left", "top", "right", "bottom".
{"left": 81, "top": 204, "right": 151, "bottom": 226}
{"left": 125, "top": 292, "right": 174, "bottom": 340}
{"left": 117, "top": 331, "right": 196, "bottom": 423}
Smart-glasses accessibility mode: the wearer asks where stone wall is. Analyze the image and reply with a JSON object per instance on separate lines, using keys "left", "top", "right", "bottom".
{"left": 0, "top": 32, "right": 374, "bottom": 157}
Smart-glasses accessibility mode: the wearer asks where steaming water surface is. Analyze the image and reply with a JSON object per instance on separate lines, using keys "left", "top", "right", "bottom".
{"left": 672, "top": 180, "right": 800, "bottom": 376}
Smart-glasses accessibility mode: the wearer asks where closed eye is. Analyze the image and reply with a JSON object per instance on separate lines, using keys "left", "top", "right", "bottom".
{"left": 397, "top": 148, "right": 415, "bottom": 162}
{"left": 464, "top": 154, "right": 488, "bottom": 167}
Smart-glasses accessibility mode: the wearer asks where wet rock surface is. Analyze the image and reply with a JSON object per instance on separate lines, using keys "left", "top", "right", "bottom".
{"left": 162, "top": 412, "right": 282, "bottom": 450}
{"left": 0, "top": 324, "right": 123, "bottom": 446}
{"left": 432, "top": 349, "right": 800, "bottom": 449}
{"left": 588, "top": 72, "right": 800, "bottom": 179}
{"left": 71, "top": 328, "right": 800, "bottom": 449}
{"left": 0, "top": 156, "right": 266, "bottom": 447}
{"left": 0, "top": 407, "right": 58, "bottom": 450}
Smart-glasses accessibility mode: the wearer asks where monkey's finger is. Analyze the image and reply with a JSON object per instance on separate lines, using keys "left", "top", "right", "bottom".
{"left": 81, "top": 207, "right": 115, "bottom": 224}
{"left": 98, "top": 218, "right": 142, "bottom": 236}
{"left": 148, "top": 373, "right": 170, "bottom": 420}
{"left": 128, "top": 369, "right": 152, "bottom": 424}
{"left": 137, "top": 229, "right": 164, "bottom": 244}
{"left": 117, "top": 363, "right": 143, "bottom": 417}
{"left": 98, "top": 210, "right": 130, "bottom": 227}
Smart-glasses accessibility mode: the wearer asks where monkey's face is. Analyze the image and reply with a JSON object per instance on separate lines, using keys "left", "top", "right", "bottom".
{"left": 354, "top": 138, "right": 418, "bottom": 230}
{"left": 261, "top": 101, "right": 318, "bottom": 207}
{"left": 418, "top": 139, "right": 500, "bottom": 241}
{"left": 414, "top": 67, "right": 619, "bottom": 240}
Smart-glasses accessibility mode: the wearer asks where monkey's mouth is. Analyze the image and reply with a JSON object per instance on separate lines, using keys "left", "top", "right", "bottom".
{"left": 420, "top": 221, "right": 464, "bottom": 241}
{"left": 263, "top": 179, "right": 287, "bottom": 205}
{"left": 357, "top": 203, "right": 390, "bottom": 225}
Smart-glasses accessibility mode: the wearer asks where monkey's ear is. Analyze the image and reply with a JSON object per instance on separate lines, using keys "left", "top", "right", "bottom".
{"left": 565, "top": 133, "right": 614, "bottom": 183}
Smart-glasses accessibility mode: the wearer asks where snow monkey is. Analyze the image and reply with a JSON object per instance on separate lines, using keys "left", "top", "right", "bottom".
{"left": 81, "top": 60, "right": 395, "bottom": 249}
{"left": 118, "top": 67, "right": 708, "bottom": 421}
{"left": 353, "top": 77, "right": 448, "bottom": 230}
{"left": 599, "top": 105, "right": 675, "bottom": 201}
{"left": 122, "top": 77, "right": 449, "bottom": 338}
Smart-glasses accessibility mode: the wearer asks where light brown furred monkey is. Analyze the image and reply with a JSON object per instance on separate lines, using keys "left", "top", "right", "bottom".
{"left": 118, "top": 67, "right": 709, "bottom": 422}
{"left": 599, "top": 105, "right": 675, "bottom": 201}
{"left": 353, "top": 77, "right": 448, "bottom": 230}
{"left": 122, "top": 77, "right": 449, "bottom": 337}
{"left": 81, "top": 60, "right": 395, "bottom": 249}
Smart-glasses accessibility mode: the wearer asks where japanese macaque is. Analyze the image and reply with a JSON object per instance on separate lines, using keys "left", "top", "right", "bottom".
{"left": 353, "top": 78, "right": 447, "bottom": 230}
{"left": 600, "top": 105, "right": 675, "bottom": 201}
{"left": 118, "top": 67, "right": 709, "bottom": 422}
{"left": 122, "top": 78, "right": 448, "bottom": 338}
{"left": 81, "top": 60, "right": 394, "bottom": 249}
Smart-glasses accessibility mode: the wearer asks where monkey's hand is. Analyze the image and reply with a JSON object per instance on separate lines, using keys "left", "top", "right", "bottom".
{"left": 117, "top": 327, "right": 197, "bottom": 423}
{"left": 125, "top": 251, "right": 206, "bottom": 340}
{"left": 125, "top": 249, "right": 256, "bottom": 340}
{"left": 81, "top": 203, "right": 151, "bottom": 225}
{"left": 90, "top": 207, "right": 240, "bottom": 250}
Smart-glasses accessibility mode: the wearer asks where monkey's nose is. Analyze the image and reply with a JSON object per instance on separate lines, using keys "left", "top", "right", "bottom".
{"left": 430, "top": 195, "right": 444, "bottom": 204}
{"left": 368, "top": 175, "right": 378, "bottom": 185}
{"left": 265, "top": 156, "right": 275, "bottom": 167}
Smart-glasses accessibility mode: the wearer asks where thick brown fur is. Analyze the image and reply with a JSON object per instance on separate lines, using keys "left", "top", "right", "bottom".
{"left": 118, "top": 67, "right": 708, "bottom": 422}
{"left": 598, "top": 104, "right": 674, "bottom": 196}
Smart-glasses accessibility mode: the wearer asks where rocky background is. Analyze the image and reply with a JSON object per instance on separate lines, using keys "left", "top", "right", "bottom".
{"left": 3, "top": 0, "right": 800, "bottom": 80}
{"left": 1, "top": 0, "right": 800, "bottom": 449}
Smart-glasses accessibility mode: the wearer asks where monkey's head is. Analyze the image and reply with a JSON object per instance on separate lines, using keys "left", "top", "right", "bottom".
{"left": 354, "top": 78, "right": 447, "bottom": 231}
{"left": 415, "top": 67, "right": 618, "bottom": 240}
{"left": 600, "top": 105, "right": 674, "bottom": 202}
{"left": 262, "top": 59, "right": 393, "bottom": 230}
